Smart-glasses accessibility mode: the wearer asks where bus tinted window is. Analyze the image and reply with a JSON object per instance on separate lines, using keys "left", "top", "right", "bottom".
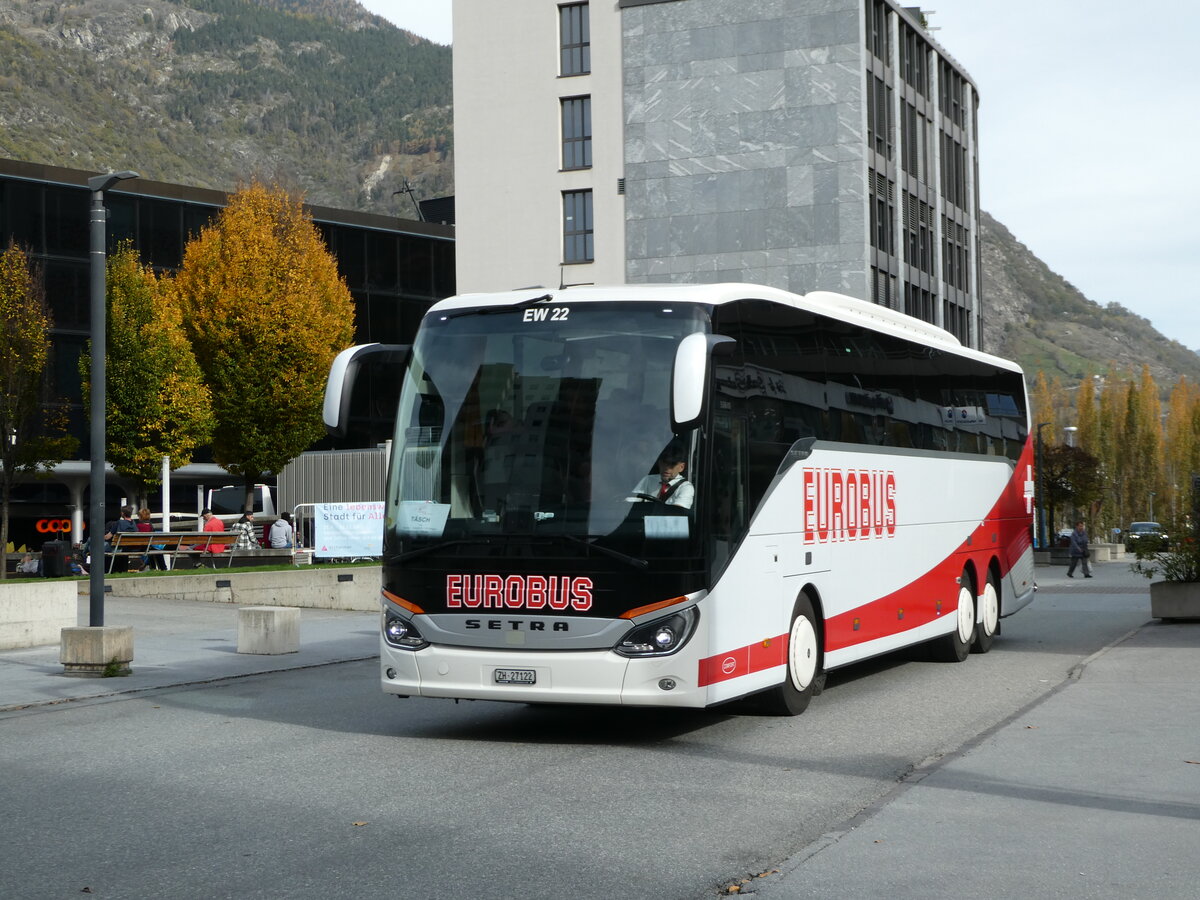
{"left": 727, "top": 297, "right": 1026, "bottom": 467}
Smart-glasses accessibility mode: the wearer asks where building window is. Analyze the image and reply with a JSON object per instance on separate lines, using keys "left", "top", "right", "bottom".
{"left": 902, "top": 192, "right": 934, "bottom": 276}
{"left": 866, "top": 0, "right": 889, "bottom": 62}
{"left": 939, "top": 60, "right": 966, "bottom": 128}
{"left": 943, "top": 299, "right": 969, "bottom": 344}
{"left": 560, "top": 3, "right": 590, "bottom": 76}
{"left": 899, "top": 25, "right": 928, "bottom": 97}
{"left": 561, "top": 96, "right": 592, "bottom": 170}
{"left": 940, "top": 133, "right": 968, "bottom": 210}
{"left": 563, "top": 190, "right": 594, "bottom": 263}
{"left": 869, "top": 171, "right": 894, "bottom": 255}
{"left": 871, "top": 266, "right": 895, "bottom": 308}
{"left": 866, "top": 75, "right": 893, "bottom": 160}
{"left": 941, "top": 216, "right": 970, "bottom": 293}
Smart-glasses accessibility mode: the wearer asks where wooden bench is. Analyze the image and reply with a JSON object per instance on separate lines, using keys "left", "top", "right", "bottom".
{"left": 106, "top": 531, "right": 244, "bottom": 572}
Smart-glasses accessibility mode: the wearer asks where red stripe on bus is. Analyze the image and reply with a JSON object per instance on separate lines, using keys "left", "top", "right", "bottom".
{"left": 698, "top": 635, "right": 788, "bottom": 686}
{"left": 700, "top": 443, "right": 1035, "bottom": 686}
{"left": 825, "top": 447, "right": 1034, "bottom": 652}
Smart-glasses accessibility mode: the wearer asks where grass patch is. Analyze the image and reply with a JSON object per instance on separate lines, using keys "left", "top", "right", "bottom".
{"left": 1, "top": 559, "right": 379, "bottom": 583}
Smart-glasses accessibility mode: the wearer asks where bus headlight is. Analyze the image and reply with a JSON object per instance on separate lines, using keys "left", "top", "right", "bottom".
{"left": 383, "top": 612, "right": 429, "bottom": 650}
{"left": 615, "top": 608, "right": 698, "bottom": 658}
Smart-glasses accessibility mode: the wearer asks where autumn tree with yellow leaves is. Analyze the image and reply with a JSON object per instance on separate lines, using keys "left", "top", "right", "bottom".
{"left": 1040, "top": 366, "right": 1200, "bottom": 542}
{"left": 173, "top": 183, "right": 355, "bottom": 507}
{"left": 0, "top": 245, "right": 77, "bottom": 577}
{"left": 80, "top": 245, "right": 214, "bottom": 505}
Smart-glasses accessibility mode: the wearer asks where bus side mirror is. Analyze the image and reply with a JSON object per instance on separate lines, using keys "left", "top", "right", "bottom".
{"left": 324, "top": 343, "right": 410, "bottom": 438}
{"left": 672, "top": 333, "right": 735, "bottom": 431}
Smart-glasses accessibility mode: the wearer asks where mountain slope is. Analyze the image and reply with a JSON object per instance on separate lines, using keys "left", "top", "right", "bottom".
{"left": 0, "top": 0, "right": 451, "bottom": 212}
{"left": 979, "top": 211, "right": 1200, "bottom": 388}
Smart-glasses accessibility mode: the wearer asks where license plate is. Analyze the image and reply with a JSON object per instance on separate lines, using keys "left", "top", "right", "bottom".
{"left": 494, "top": 668, "right": 536, "bottom": 685}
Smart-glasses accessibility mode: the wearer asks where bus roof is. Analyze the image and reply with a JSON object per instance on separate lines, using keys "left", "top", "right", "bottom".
{"left": 428, "top": 283, "right": 1023, "bottom": 375}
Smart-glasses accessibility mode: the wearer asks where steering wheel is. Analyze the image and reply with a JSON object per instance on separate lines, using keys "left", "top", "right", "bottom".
{"left": 633, "top": 492, "right": 664, "bottom": 504}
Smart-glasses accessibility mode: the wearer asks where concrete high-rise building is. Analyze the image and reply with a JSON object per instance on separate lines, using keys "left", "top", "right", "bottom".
{"left": 454, "top": 0, "right": 981, "bottom": 347}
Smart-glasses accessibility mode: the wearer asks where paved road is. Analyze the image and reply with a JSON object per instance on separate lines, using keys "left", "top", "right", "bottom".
{"left": 0, "top": 563, "right": 1179, "bottom": 900}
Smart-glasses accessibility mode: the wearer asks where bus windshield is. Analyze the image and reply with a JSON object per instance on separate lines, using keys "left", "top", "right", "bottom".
{"left": 387, "top": 301, "right": 710, "bottom": 558}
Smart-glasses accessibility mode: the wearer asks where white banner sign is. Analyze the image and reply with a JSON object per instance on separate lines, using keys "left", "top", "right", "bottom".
{"left": 313, "top": 502, "right": 385, "bottom": 558}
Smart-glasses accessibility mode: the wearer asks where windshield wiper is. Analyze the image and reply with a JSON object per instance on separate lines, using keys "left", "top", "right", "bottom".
{"left": 394, "top": 538, "right": 495, "bottom": 563}
{"left": 554, "top": 534, "right": 649, "bottom": 570}
{"left": 444, "top": 293, "right": 554, "bottom": 320}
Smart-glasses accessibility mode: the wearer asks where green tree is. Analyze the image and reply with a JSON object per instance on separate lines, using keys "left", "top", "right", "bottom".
{"left": 80, "top": 245, "right": 214, "bottom": 504}
{"left": 172, "top": 182, "right": 355, "bottom": 506}
{"left": 0, "top": 245, "right": 77, "bottom": 577}
{"left": 1042, "top": 444, "right": 1104, "bottom": 539}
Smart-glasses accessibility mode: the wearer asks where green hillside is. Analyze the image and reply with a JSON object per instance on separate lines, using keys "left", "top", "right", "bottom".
{"left": 0, "top": 0, "right": 452, "bottom": 212}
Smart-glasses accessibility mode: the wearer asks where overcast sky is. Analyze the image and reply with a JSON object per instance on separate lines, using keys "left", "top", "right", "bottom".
{"left": 358, "top": 1, "right": 1200, "bottom": 352}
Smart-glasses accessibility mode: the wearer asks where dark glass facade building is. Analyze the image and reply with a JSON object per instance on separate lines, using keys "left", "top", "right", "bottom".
{"left": 0, "top": 158, "right": 455, "bottom": 550}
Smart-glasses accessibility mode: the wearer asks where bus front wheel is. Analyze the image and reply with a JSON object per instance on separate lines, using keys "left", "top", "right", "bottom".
{"left": 930, "top": 571, "right": 975, "bottom": 663}
{"left": 762, "top": 594, "right": 822, "bottom": 716}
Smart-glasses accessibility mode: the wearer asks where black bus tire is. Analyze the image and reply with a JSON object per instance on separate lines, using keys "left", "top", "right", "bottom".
{"left": 930, "top": 570, "right": 975, "bottom": 663}
{"left": 761, "top": 594, "right": 821, "bottom": 716}
{"left": 972, "top": 570, "right": 1000, "bottom": 654}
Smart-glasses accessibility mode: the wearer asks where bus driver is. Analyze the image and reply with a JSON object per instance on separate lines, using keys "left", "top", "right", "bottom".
{"left": 628, "top": 445, "right": 694, "bottom": 509}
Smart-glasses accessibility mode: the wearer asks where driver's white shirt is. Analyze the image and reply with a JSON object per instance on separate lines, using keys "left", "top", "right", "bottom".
{"left": 629, "top": 473, "right": 694, "bottom": 509}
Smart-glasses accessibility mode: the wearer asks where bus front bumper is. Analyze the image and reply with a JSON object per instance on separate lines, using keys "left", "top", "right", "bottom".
{"left": 380, "top": 641, "right": 707, "bottom": 708}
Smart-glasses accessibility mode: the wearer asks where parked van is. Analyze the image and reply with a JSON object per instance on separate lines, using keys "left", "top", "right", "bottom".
{"left": 206, "top": 484, "right": 277, "bottom": 521}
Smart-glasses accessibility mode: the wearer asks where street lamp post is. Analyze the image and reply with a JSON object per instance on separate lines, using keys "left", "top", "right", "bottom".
{"left": 1063, "top": 425, "right": 1078, "bottom": 447}
{"left": 1149, "top": 491, "right": 1156, "bottom": 521}
{"left": 1036, "top": 422, "right": 1051, "bottom": 549}
{"left": 87, "top": 170, "right": 138, "bottom": 627}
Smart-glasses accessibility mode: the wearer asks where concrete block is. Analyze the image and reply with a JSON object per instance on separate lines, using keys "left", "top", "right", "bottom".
{"left": 238, "top": 606, "right": 300, "bottom": 655}
{"left": 0, "top": 581, "right": 76, "bottom": 649}
{"left": 60, "top": 626, "right": 134, "bottom": 677}
{"left": 103, "top": 566, "right": 381, "bottom": 611}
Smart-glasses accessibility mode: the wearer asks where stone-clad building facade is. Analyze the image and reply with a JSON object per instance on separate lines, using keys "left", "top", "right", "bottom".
{"left": 454, "top": 0, "right": 981, "bottom": 347}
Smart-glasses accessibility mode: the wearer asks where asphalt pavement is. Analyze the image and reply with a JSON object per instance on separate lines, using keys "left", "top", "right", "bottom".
{"left": 751, "top": 563, "right": 1200, "bottom": 899}
{"left": 1, "top": 563, "right": 1197, "bottom": 900}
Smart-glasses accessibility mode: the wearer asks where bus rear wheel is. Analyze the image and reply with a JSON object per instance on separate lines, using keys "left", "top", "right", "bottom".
{"left": 762, "top": 594, "right": 821, "bottom": 716}
{"left": 972, "top": 571, "right": 1000, "bottom": 654}
{"left": 930, "top": 571, "right": 975, "bottom": 663}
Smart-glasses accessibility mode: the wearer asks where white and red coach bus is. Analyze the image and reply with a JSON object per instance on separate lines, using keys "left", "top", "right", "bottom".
{"left": 324, "top": 283, "right": 1036, "bottom": 715}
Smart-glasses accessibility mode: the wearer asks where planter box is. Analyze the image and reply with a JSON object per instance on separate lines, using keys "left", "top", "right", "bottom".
{"left": 1150, "top": 581, "right": 1200, "bottom": 621}
{"left": 60, "top": 625, "right": 134, "bottom": 676}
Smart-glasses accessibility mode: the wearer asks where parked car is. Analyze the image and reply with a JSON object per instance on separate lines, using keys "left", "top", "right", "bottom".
{"left": 1125, "top": 521, "right": 1168, "bottom": 551}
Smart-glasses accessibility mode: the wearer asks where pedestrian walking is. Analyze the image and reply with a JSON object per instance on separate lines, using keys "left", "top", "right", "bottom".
{"left": 1067, "top": 520, "right": 1092, "bottom": 578}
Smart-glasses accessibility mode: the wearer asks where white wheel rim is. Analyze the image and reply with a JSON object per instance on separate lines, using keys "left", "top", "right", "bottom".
{"left": 980, "top": 581, "right": 999, "bottom": 636}
{"left": 789, "top": 615, "right": 818, "bottom": 691}
{"left": 956, "top": 584, "right": 975, "bottom": 643}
